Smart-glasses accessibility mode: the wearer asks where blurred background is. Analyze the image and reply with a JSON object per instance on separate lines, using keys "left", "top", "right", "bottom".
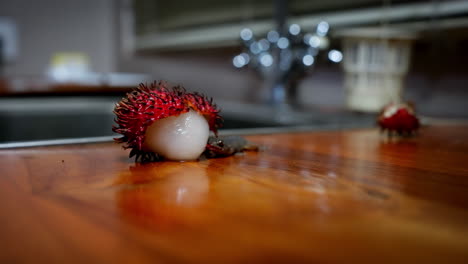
{"left": 0, "top": 0, "right": 467, "bottom": 144}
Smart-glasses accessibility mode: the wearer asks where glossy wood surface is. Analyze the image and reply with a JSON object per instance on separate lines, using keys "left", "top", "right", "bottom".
{"left": 1, "top": 125, "right": 468, "bottom": 263}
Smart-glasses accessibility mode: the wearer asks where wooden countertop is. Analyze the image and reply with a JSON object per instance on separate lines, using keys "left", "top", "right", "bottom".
{"left": 1, "top": 125, "right": 468, "bottom": 263}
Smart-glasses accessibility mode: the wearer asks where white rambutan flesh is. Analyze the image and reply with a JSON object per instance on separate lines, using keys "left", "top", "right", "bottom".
{"left": 143, "top": 110, "right": 209, "bottom": 161}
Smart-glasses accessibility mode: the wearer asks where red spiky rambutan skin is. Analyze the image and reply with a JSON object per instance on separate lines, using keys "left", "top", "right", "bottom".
{"left": 378, "top": 102, "right": 420, "bottom": 135}
{"left": 113, "top": 81, "right": 222, "bottom": 161}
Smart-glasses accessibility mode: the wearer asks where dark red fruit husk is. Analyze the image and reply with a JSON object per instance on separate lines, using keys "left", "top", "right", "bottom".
{"left": 113, "top": 81, "right": 222, "bottom": 162}
{"left": 378, "top": 103, "right": 420, "bottom": 135}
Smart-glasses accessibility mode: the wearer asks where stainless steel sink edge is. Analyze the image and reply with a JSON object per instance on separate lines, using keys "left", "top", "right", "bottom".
{"left": 0, "top": 122, "right": 375, "bottom": 149}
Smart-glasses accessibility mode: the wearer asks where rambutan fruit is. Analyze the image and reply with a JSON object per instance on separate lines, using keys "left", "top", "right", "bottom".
{"left": 378, "top": 102, "right": 420, "bottom": 136}
{"left": 113, "top": 81, "right": 222, "bottom": 162}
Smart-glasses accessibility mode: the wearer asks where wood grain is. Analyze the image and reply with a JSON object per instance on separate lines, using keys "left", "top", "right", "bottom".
{"left": 1, "top": 125, "right": 468, "bottom": 263}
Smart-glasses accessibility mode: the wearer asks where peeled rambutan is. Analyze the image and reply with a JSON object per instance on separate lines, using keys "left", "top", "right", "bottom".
{"left": 378, "top": 102, "right": 420, "bottom": 136}
{"left": 113, "top": 81, "right": 222, "bottom": 162}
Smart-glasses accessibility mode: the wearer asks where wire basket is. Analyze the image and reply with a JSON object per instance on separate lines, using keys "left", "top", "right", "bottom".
{"left": 340, "top": 28, "right": 414, "bottom": 112}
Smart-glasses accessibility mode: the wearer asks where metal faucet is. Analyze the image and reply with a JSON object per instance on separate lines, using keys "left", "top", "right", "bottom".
{"left": 233, "top": 0, "right": 341, "bottom": 110}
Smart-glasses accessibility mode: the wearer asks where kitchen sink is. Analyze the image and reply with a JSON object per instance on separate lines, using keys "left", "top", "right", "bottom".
{"left": 0, "top": 96, "right": 376, "bottom": 147}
